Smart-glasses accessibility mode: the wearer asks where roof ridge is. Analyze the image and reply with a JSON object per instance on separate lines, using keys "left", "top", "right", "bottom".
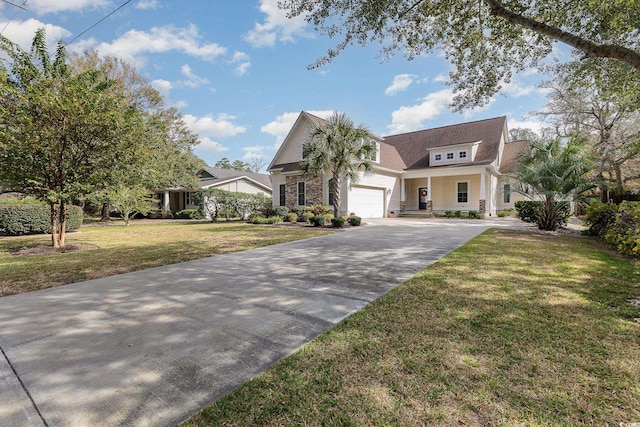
{"left": 385, "top": 116, "right": 507, "bottom": 139}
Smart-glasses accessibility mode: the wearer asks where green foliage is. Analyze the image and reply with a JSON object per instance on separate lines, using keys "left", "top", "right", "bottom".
{"left": 104, "top": 185, "right": 156, "bottom": 226}
{"left": 310, "top": 215, "right": 326, "bottom": 227}
{"left": 291, "top": 205, "right": 308, "bottom": 217}
{"left": 515, "top": 201, "right": 542, "bottom": 223}
{"left": 324, "top": 213, "right": 334, "bottom": 223}
{"left": 286, "top": 212, "right": 298, "bottom": 223}
{"left": 0, "top": 204, "right": 82, "bottom": 236}
{"left": 454, "top": 210, "right": 462, "bottom": 218}
{"left": 309, "top": 204, "right": 332, "bottom": 215}
{"left": 274, "top": 206, "right": 290, "bottom": 218}
{"left": 249, "top": 215, "right": 283, "bottom": 224}
{"left": 497, "top": 209, "right": 514, "bottom": 218}
{"left": 331, "top": 217, "right": 345, "bottom": 228}
{"left": 468, "top": 210, "right": 481, "bottom": 219}
{"left": 515, "top": 200, "right": 572, "bottom": 227}
{"left": 584, "top": 200, "right": 620, "bottom": 237}
{"left": 444, "top": 210, "right": 454, "bottom": 218}
{"left": 347, "top": 215, "right": 361, "bottom": 226}
{"left": 299, "top": 112, "right": 373, "bottom": 217}
{"left": 603, "top": 202, "right": 640, "bottom": 259}
{"left": 283, "top": 1, "right": 640, "bottom": 110}
{"left": 302, "top": 211, "right": 315, "bottom": 223}
{"left": 174, "top": 209, "right": 204, "bottom": 220}
{"left": 194, "top": 189, "right": 272, "bottom": 221}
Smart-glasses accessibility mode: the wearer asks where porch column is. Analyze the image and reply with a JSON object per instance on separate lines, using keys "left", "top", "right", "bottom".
{"left": 426, "top": 176, "right": 433, "bottom": 212}
{"left": 479, "top": 173, "right": 486, "bottom": 214}
{"left": 163, "top": 190, "right": 170, "bottom": 212}
{"left": 400, "top": 177, "right": 406, "bottom": 212}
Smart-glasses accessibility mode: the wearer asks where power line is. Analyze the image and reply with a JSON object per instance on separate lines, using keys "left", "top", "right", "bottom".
{"left": 0, "top": 0, "right": 27, "bottom": 36}
{"left": 0, "top": 0, "right": 27, "bottom": 11}
{"left": 66, "top": 0, "right": 132, "bottom": 45}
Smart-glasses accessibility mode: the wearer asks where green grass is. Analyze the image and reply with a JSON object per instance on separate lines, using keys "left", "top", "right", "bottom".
{"left": 185, "top": 229, "right": 640, "bottom": 426}
{"left": 0, "top": 220, "right": 332, "bottom": 297}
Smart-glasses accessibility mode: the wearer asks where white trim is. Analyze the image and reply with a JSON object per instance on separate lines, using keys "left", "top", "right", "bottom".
{"left": 267, "top": 111, "right": 308, "bottom": 170}
{"left": 201, "top": 175, "right": 272, "bottom": 192}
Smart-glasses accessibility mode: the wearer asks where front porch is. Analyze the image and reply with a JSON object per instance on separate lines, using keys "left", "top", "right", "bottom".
{"left": 399, "top": 169, "right": 498, "bottom": 217}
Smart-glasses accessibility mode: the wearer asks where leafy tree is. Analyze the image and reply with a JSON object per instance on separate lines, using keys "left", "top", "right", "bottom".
{"left": 512, "top": 137, "right": 595, "bottom": 230}
{"left": 299, "top": 111, "right": 373, "bottom": 217}
{"left": 193, "top": 188, "right": 235, "bottom": 221}
{"left": 214, "top": 157, "right": 267, "bottom": 172}
{"left": 0, "top": 30, "right": 141, "bottom": 248}
{"left": 509, "top": 128, "right": 540, "bottom": 142}
{"left": 537, "top": 60, "right": 640, "bottom": 196}
{"left": 104, "top": 185, "right": 156, "bottom": 226}
{"left": 282, "top": 0, "right": 640, "bottom": 109}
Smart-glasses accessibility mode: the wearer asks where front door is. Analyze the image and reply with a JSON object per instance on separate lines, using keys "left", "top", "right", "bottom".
{"left": 418, "top": 187, "right": 428, "bottom": 210}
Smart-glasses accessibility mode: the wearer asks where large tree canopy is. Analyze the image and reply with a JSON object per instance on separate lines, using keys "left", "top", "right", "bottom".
{"left": 282, "top": 0, "right": 640, "bottom": 109}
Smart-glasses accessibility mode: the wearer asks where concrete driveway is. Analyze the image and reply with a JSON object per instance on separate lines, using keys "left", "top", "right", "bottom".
{"left": 0, "top": 218, "right": 521, "bottom": 426}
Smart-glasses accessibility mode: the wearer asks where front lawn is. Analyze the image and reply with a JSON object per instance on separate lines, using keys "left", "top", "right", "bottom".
{"left": 185, "top": 229, "right": 640, "bottom": 426}
{"left": 0, "top": 221, "right": 332, "bottom": 297}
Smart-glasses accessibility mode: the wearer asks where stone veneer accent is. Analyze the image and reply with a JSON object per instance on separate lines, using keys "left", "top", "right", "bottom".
{"left": 285, "top": 174, "right": 323, "bottom": 207}
{"left": 426, "top": 200, "right": 433, "bottom": 212}
{"left": 400, "top": 201, "right": 407, "bottom": 212}
{"left": 479, "top": 199, "right": 486, "bottom": 213}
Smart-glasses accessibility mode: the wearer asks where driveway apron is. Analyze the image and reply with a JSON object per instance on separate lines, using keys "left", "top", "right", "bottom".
{"left": 0, "top": 219, "right": 517, "bottom": 426}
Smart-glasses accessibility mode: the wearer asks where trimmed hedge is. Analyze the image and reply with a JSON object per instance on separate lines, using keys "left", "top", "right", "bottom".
{"left": 0, "top": 203, "right": 83, "bottom": 236}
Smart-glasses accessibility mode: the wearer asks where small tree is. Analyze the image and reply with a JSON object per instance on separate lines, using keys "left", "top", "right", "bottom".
{"left": 512, "top": 137, "right": 595, "bottom": 230}
{"left": 300, "top": 112, "right": 374, "bottom": 217}
{"left": 194, "top": 188, "right": 236, "bottom": 221}
{"left": 104, "top": 185, "right": 156, "bottom": 226}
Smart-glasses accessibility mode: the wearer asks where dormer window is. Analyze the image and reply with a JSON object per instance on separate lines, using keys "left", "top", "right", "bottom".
{"left": 459, "top": 151, "right": 467, "bottom": 159}
{"left": 363, "top": 139, "right": 378, "bottom": 162}
{"left": 446, "top": 152, "right": 454, "bottom": 160}
{"left": 435, "top": 154, "right": 442, "bottom": 161}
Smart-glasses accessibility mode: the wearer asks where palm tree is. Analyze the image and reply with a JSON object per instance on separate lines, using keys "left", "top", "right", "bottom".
{"left": 300, "top": 112, "right": 374, "bottom": 217}
{"left": 512, "top": 137, "right": 595, "bottom": 230}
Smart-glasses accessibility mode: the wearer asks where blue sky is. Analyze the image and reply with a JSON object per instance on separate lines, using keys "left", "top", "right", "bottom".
{"left": 1, "top": 0, "right": 551, "bottom": 171}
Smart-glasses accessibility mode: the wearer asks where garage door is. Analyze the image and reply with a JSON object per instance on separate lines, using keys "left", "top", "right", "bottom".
{"left": 349, "top": 186, "right": 385, "bottom": 218}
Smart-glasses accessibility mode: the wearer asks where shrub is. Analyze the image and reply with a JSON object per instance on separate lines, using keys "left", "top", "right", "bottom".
{"left": 174, "top": 209, "right": 204, "bottom": 219}
{"left": 603, "top": 202, "right": 640, "bottom": 259}
{"left": 468, "top": 210, "right": 481, "bottom": 219}
{"left": 273, "top": 206, "right": 290, "bottom": 218}
{"left": 444, "top": 210, "right": 453, "bottom": 218}
{"left": 302, "top": 211, "right": 314, "bottom": 223}
{"left": 324, "top": 213, "right": 334, "bottom": 223}
{"left": 515, "top": 201, "right": 542, "bottom": 223}
{"left": 454, "top": 210, "right": 462, "bottom": 218}
{"left": 286, "top": 212, "right": 298, "bottom": 223}
{"left": 309, "top": 204, "right": 332, "bottom": 215}
{"left": 249, "top": 215, "right": 283, "bottom": 224}
{"left": 291, "top": 205, "right": 308, "bottom": 217}
{"left": 497, "top": 209, "right": 514, "bottom": 218}
{"left": 0, "top": 203, "right": 83, "bottom": 235}
{"left": 584, "top": 200, "right": 619, "bottom": 237}
{"left": 331, "top": 217, "right": 345, "bottom": 228}
{"left": 347, "top": 215, "right": 361, "bottom": 226}
{"left": 310, "top": 215, "right": 326, "bottom": 227}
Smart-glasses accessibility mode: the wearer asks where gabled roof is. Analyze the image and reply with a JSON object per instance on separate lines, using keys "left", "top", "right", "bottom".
{"left": 383, "top": 116, "right": 507, "bottom": 170}
{"left": 198, "top": 166, "right": 272, "bottom": 190}
{"left": 499, "top": 140, "right": 530, "bottom": 173}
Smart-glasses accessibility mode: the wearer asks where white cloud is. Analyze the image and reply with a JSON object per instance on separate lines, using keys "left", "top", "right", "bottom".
{"left": 235, "top": 62, "right": 251, "bottom": 76}
{"left": 244, "top": 0, "right": 310, "bottom": 48}
{"left": 183, "top": 113, "right": 247, "bottom": 138}
{"left": 261, "top": 110, "right": 333, "bottom": 148}
{"left": 28, "top": 0, "right": 109, "bottom": 14}
{"left": 501, "top": 79, "right": 534, "bottom": 97}
{"left": 180, "top": 64, "right": 210, "bottom": 88}
{"left": 0, "top": 18, "right": 70, "bottom": 51}
{"left": 507, "top": 117, "right": 546, "bottom": 135}
{"left": 150, "top": 79, "right": 173, "bottom": 99}
{"left": 136, "top": 0, "right": 158, "bottom": 10}
{"left": 229, "top": 51, "right": 251, "bottom": 76}
{"left": 384, "top": 74, "right": 416, "bottom": 96}
{"left": 242, "top": 145, "right": 266, "bottom": 160}
{"left": 77, "top": 24, "right": 226, "bottom": 67}
{"left": 433, "top": 73, "right": 448, "bottom": 83}
{"left": 387, "top": 90, "right": 453, "bottom": 134}
{"left": 195, "top": 137, "right": 227, "bottom": 157}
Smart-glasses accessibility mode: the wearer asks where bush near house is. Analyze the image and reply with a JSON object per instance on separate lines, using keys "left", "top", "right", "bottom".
{"left": 347, "top": 215, "right": 361, "bottom": 226}
{"left": 586, "top": 201, "right": 640, "bottom": 260}
{"left": 331, "top": 217, "right": 345, "bottom": 228}
{"left": 285, "top": 213, "right": 298, "bottom": 223}
{"left": 0, "top": 202, "right": 83, "bottom": 236}
{"left": 302, "top": 211, "right": 314, "bottom": 223}
{"left": 515, "top": 200, "right": 571, "bottom": 226}
{"left": 173, "top": 209, "right": 204, "bottom": 220}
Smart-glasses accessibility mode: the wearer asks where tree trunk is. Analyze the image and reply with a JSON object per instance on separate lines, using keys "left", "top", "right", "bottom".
{"left": 50, "top": 202, "right": 59, "bottom": 249}
{"left": 59, "top": 200, "right": 67, "bottom": 248}
{"left": 613, "top": 163, "right": 625, "bottom": 195}
{"left": 537, "top": 196, "right": 558, "bottom": 231}
{"left": 332, "top": 174, "right": 341, "bottom": 218}
{"left": 101, "top": 201, "right": 110, "bottom": 222}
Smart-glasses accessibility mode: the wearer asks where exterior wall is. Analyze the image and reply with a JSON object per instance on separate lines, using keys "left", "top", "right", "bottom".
{"left": 406, "top": 175, "right": 483, "bottom": 212}
{"left": 272, "top": 172, "right": 286, "bottom": 206}
{"left": 273, "top": 120, "right": 314, "bottom": 165}
{"left": 496, "top": 176, "right": 527, "bottom": 211}
{"left": 208, "top": 178, "right": 269, "bottom": 196}
{"left": 284, "top": 174, "right": 323, "bottom": 207}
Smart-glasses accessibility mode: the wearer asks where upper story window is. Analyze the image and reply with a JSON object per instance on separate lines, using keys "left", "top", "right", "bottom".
{"left": 363, "top": 139, "right": 378, "bottom": 162}
{"left": 459, "top": 151, "right": 467, "bottom": 159}
{"left": 435, "top": 154, "right": 442, "bottom": 161}
{"left": 446, "top": 152, "right": 454, "bottom": 160}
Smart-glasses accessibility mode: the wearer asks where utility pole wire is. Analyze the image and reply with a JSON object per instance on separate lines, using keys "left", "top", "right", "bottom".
{"left": 66, "top": 0, "right": 132, "bottom": 45}
{"left": 0, "top": 0, "right": 27, "bottom": 11}
{"left": 0, "top": 0, "right": 27, "bottom": 36}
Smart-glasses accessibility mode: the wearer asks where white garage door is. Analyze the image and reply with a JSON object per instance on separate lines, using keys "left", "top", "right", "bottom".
{"left": 349, "top": 186, "right": 385, "bottom": 218}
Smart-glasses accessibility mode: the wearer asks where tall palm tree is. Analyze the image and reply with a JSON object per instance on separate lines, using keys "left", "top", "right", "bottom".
{"left": 299, "top": 112, "right": 374, "bottom": 217}
{"left": 512, "top": 137, "right": 595, "bottom": 230}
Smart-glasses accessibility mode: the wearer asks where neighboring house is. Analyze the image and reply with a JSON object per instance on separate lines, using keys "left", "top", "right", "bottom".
{"left": 157, "top": 166, "right": 273, "bottom": 213}
{"left": 268, "top": 111, "right": 529, "bottom": 218}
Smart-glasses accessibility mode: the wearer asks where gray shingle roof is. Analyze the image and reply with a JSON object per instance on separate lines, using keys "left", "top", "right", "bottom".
{"left": 199, "top": 167, "right": 272, "bottom": 189}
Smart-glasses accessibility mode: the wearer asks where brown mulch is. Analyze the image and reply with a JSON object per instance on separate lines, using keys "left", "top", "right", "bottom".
{"left": 9, "top": 243, "right": 99, "bottom": 256}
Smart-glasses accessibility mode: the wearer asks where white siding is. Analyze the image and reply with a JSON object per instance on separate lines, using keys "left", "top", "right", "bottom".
{"left": 272, "top": 172, "right": 286, "bottom": 206}
{"left": 208, "top": 178, "right": 269, "bottom": 196}
{"left": 272, "top": 120, "right": 314, "bottom": 165}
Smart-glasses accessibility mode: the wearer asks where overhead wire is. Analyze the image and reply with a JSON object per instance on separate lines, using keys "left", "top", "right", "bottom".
{"left": 0, "top": 0, "right": 27, "bottom": 36}
{"left": 66, "top": 0, "right": 132, "bottom": 45}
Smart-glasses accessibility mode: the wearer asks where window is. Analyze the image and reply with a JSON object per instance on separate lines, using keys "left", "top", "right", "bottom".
{"left": 446, "top": 152, "right": 454, "bottom": 160}
{"left": 457, "top": 182, "right": 468, "bottom": 203}
{"left": 459, "top": 151, "right": 467, "bottom": 159}
{"left": 297, "top": 182, "right": 306, "bottom": 206}
{"left": 328, "top": 179, "right": 335, "bottom": 206}
{"left": 363, "top": 139, "right": 377, "bottom": 161}
{"left": 435, "top": 154, "right": 442, "bottom": 161}
{"left": 279, "top": 184, "right": 286, "bottom": 206}
{"left": 503, "top": 183, "right": 511, "bottom": 204}
{"left": 184, "top": 192, "right": 193, "bottom": 206}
